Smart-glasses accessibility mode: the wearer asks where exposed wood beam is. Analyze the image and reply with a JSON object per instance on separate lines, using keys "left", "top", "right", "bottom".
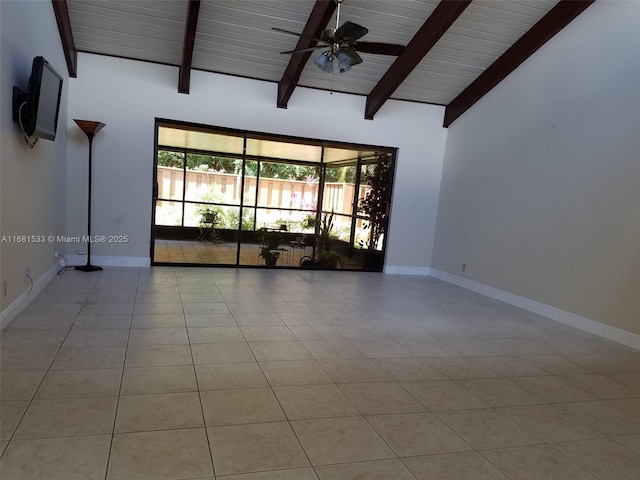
{"left": 178, "top": 0, "right": 201, "bottom": 94}
{"left": 277, "top": 0, "right": 336, "bottom": 109}
{"left": 51, "top": 0, "right": 77, "bottom": 77}
{"left": 444, "top": 0, "right": 595, "bottom": 127}
{"left": 364, "top": 0, "right": 471, "bottom": 120}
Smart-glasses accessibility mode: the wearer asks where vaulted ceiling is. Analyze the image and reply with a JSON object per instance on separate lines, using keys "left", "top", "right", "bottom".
{"left": 53, "top": 0, "right": 594, "bottom": 126}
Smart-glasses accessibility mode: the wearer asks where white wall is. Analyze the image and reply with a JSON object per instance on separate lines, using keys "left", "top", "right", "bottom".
{"left": 67, "top": 53, "right": 447, "bottom": 271}
{"left": 0, "top": 1, "right": 68, "bottom": 315}
{"left": 432, "top": 1, "right": 640, "bottom": 335}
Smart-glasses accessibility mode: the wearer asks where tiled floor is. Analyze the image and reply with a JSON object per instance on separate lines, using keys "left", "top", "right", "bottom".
{"left": 1, "top": 267, "right": 640, "bottom": 479}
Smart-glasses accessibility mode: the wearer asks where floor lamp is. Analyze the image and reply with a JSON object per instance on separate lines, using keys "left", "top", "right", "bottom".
{"left": 74, "top": 119, "right": 106, "bottom": 272}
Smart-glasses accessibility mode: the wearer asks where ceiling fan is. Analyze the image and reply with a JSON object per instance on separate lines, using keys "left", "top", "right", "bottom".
{"left": 272, "top": 0, "right": 405, "bottom": 73}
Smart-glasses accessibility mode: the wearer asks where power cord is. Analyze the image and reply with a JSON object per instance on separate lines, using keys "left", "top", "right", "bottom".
{"left": 18, "top": 102, "right": 38, "bottom": 148}
{"left": 57, "top": 253, "right": 71, "bottom": 275}
{"left": 25, "top": 272, "right": 34, "bottom": 295}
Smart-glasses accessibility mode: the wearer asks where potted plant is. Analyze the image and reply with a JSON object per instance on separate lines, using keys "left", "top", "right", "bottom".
{"left": 316, "top": 210, "right": 334, "bottom": 251}
{"left": 358, "top": 151, "right": 392, "bottom": 271}
{"left": 258, "top": 228, "right": 283, "bottom": 249}
{"left": 259, "top": 246, "right": 280, "bottom": 267}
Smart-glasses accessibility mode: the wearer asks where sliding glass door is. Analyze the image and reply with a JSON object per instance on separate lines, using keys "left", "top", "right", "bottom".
{"left": 152, "top": 121, "right": 395, "bottom": 271}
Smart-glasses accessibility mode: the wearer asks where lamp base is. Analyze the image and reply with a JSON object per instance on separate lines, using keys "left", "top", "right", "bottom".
{"left": 75, "top": 264, "right": 103, "bottom": 272}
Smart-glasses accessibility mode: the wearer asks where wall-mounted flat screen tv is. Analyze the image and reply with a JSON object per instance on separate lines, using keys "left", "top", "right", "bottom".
{"left": 13, "top": 56, "right": 64, "bottom": 141}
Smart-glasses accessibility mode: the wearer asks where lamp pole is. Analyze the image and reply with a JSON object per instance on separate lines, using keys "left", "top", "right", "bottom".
{"left": 74, "top": 120, "right": 105, "bottom": 272}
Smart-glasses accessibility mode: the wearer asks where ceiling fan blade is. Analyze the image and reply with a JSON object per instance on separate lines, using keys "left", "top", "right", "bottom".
{"left": 340, "top": 45, "right": 363, "bottom": 66}
{"left": 334, "top": 21, "right": 368, "bottom": 44}
{"left": 280, "top": 45, "right": 328, "bottom": 55}
{"left": 271, "top": 27, "right": 322, "bottom": 42}
{"left": 353, "top": 41, "right": 406, "bottom": 56}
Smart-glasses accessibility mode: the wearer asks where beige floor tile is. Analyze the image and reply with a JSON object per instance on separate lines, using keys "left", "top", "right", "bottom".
{"left": 133, "top": 303, "right": 184, "bottom": 315}
{"left": 367, "top": 412, "right": 470, "bottom": 456}
{"left": 1, "top": 401, "right": 29, "bottom": 440}
{"left": 350, "top": 339, "right": 415, "bottom": 358}
{"left": 400, "top": 380, "right": 489, "bottom": 411}
{"left": 457, "top": 378, "right": 545, "bottom": 407}
{"left": 196, "top": 362, "right": 268, "bottom": 390}
{"left": 120, "top": 365, "right": 197, "bottom": 394}
{"left": 15, "top": 396, "right": 117, "bottom": 439}
{"left": 315, "top": 458, "right": 415, "bottom": 480}
{"left": 131, "top": 313, "right": 186, "bottom": 329}
{"left": 610, "top": 398, "right": 640, "bottom": 419}
{"left": 288, "top": 325, "right": 344, "bottom": 340}
{"left": 127, "top": 327, "right": 189, "bottom": 345}
{"left": 50, "top": 346, "right": 126, "bottom": 370}
{"left": 114, "top": 392, "right": 203, "bottom": 432}
{"left": 82, "top": 304, "right": 134, "bottom": 316}
{"left": 0, "top": 329, "right": 68, "bottom": 347}
{"left": 424, "top": 357, "right": 500, "bottom": 379}
{"left": 510, "top": 376, "right": 595, "bottom": 403}
{"left": 301, "top": 340, "right": 365, "bottom": 359}
{"left": 483, "top": 444, "right": 597, "bottom": 480}
{"left": 556, "top": 400, "right": 640, "bottom": 436}
{"left": 217, "top": 467, "right": 319, "bottom": 479}
{"left": 607, "top": 372, "right": 640, "bottom": 390}
{"left": 36, "top": 368, "right": 122, "bottom": 399}
{"left": 520, "top": 355, "right": 590, "bottom": 375}
{"left": 560, "top": 373, "right": 640, "bottom": 399}
{"left": 241, "top": 326, "right": 296, "bottom": 342}
{"left": 62, "top": 329, "right": 129, "bottom": 347}
{"left": 260, "top": 360, "right": 333, "bottom": 386}
{"left": 374, "top": 357, "right": 448, "bottom": 381}
{"left": 318, "top": 358, "right": 392, "bottom": 383}
{"left": 552, "top": 438, "right": 640, "bottom": 480}
{"left": 339, "top": 382, "right": 425, "bottom": 415}
{"left": 72, "top": 314, "right": 132, "bottom": 330}
{"left": 0, "top": 346, "right": 59, "bottom": 371}
{"left": 0, "top": 371, "right": 46, "bottom": 401}
{"left": 499, "top": 404, "right": 601, "bottom": 443}
{"left": 474, "top": 356, "right": 549, "bottom": 377}
{"left": 192, "top": 342, "right": 256, "bottom": 364}
{"left": 249, "top": 341, "right": 312, "bottom": 361}
{"left": 273, "top": 384, "right": 359, "bottom": 420}
{"left": 185, "top": 313, "right": 237, "bottom": 327}
{"left": 234, "top": 313, "right": 283, "bottom": 326}
{"left": 615, "top": 434, "right": 640, "bottom": 454}
{"left": 436, "top": 409, "right": 542, "bottom": 450}
{"left": 134, "top": 293, "right": 182, "bottom": 303}
{"left": 185, "top": 302, "right": 232, "bottom": 314}
{"left": 181, "top": 292, "right": 224, "bottom": 303}
{"left": 291, "top": 416, "right": 395, "bottom": 465}
{"left": 108, "top": 428, "right": 214, "bottom": 480}
{"left": 208, "top": 422, "right": 309, "bottom": 475}
{"left": 200, "top": 388, "right": 285, "bottom": 426}
{"left": 188, "top": 326, "right": 245, "bottom": 343}
{"left": 403, "top": 451, "right": 508, "bottom": 480}
{"left": 0, "top": 435, "right": 111, "bottom": 480}
{"left": 125, "top": 344, "right": 192, "bottom": 367}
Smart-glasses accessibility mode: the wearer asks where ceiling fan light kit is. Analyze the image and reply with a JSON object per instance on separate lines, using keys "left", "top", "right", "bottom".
{"left": 273, "top": 0, "right": 405, "bottom": 74}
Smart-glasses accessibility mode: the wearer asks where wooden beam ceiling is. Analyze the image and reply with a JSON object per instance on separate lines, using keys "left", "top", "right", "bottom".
{"left": 277, "top": 0, "right": 336, "bottom": 109}
{"left": 443, "top": 0, "right": 595, "bottom": 127}
{"left": 178, "top": 0, "right": 201, "bottom": 94}
{"left": 364, "top": 0, "right": 471, "bottom": 120}
{"left": 51, "top": 0, "right": 77, "bottom": 77}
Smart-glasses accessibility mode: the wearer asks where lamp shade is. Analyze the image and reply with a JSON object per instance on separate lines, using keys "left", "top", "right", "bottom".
{"left": 74, "top": 119, "right": 106, "bottom": 136}
{"left": 314, "top": 52, "right": 333, "bottom": 73}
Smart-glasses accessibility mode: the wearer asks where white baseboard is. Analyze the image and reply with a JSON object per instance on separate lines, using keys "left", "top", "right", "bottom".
{"left": 0, "top": 261, "right": 61, "bottom": 331}
{"left": 384, "top": 265, "right": 431, "bottom": 276}
{"left": 66, "top": 255, "right": 151, "bottom": 268}
{"left": 430, "top": 269, "right": 640, "bottom": 351}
